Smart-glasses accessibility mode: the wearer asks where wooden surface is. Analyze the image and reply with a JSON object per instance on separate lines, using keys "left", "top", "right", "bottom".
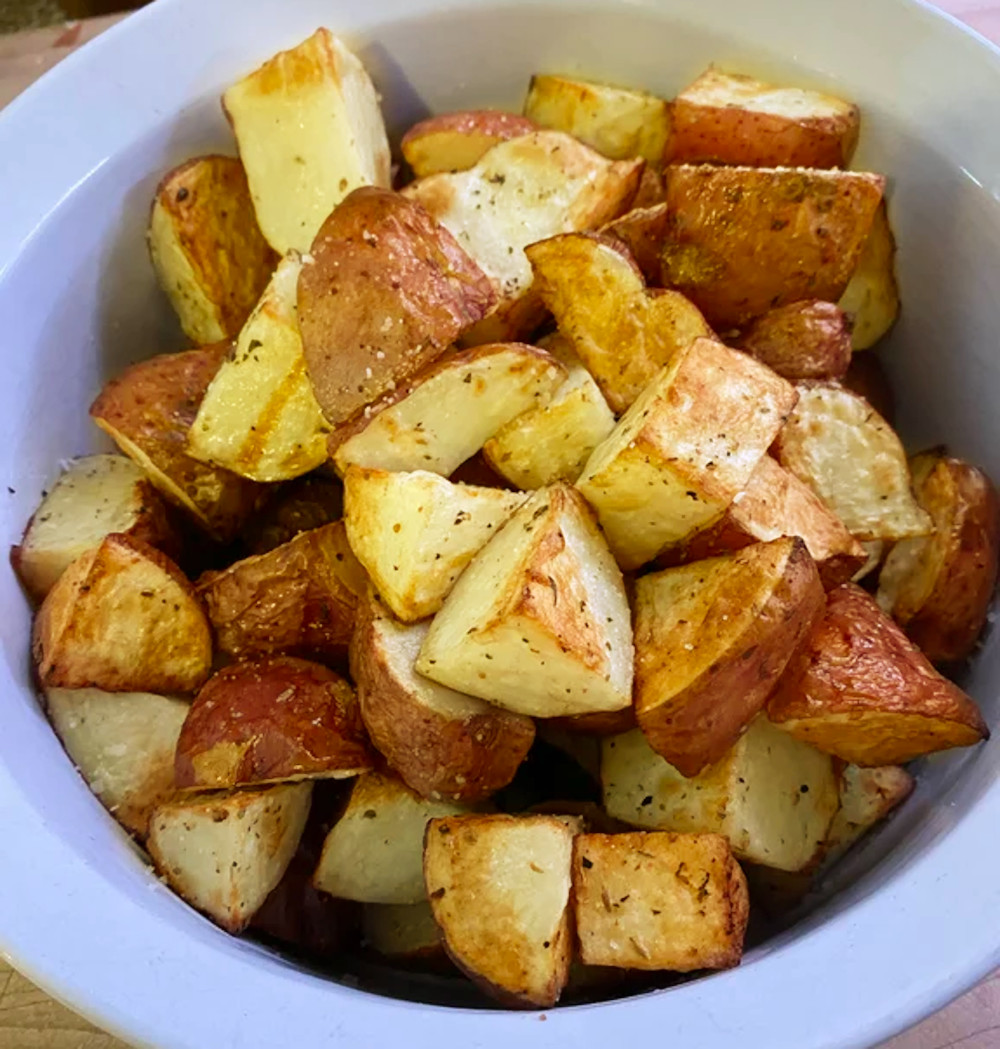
{"left": 1, "top": 5, "right": 1000, "bottom": 1047}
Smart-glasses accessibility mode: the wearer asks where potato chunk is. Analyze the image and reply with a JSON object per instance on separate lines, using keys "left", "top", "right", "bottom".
{"left": 572, "top": 832, "right": 748, "bottom": 971}
{"left": 663, "top": 165, "right": 883, "bottom": 329}
{"left": 736, "top": 300, "right": 852, "bottom": 382}
{"left": 666, "top": 68, "right": 859, "bottom": 168}
{"left": 424, "top": 814, "right": 578, "bottom": 1007}
{"left": 362, "top": 901, "right": 445, "bottom": 962}
{"left": 602, "top": 717, "right": 838, "bottom": 872}
{"left": 576, "top": 336, "right": 796, "bottom": 570}
{"left": 33, "top": 534, "right": 212, "bottom": 693}
{"left": 344, "top": 467, "right": 525, "bottom": 622}
{"left": 12, "top": 454, "right": 176, "bottom": 603}
{"left": 147, "top": 154, "right": 275, "bottom": 343}
{"left": 148, "top": 782, "right": 312, "bottom": 932}
{"left": 824, "top": 764, "right": 914, "bottom": 865}
{"left": 600, "top": 201, "right": 668, "bottom": 285}
{"left": 839, "top": 201, "right": 900, "bottom": 349}
{"left": 767, "top": 583, "right": 988, "bottom": 765}
{"left": 877, "top": 450, "right": 1000, "bottom": 663}
{"left": 635, "top": 537, "right": 824, "bottom": 776}
{"left": 222, "top": 29, "right": 390, "bottom": 253}
{"left": 401, "top": 110, "right": 537, "bottom": 177}
{"left": 417, "top": 485, "right": 633, "bottom": 718}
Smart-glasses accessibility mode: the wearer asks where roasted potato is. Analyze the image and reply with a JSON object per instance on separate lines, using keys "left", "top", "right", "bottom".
{"left": 222, "top": 29, "right": 391, "bottom": 254}
{"left": 12, "top": 454, "right": 177, "bottom": 603}
{"left": 362, "top": 901, "right": 445, "bottom": 963}
{"left": 635, "top": 537, "right": 824, "bottom": 776}
{"left": 576, "top": 336, "right": 797, "bottom": 570}
{"left": 774, "top": 382, "right": 931, "bottom": 541}
{"left": 768, "top": 583, "right": 989, "bottom": 764}
{"left": 313, "top": 771, "right": 472, "bottom": 904}
{"left": 298, "top": 186, "right": 496, "bottom": 428}
{"left": 46, "top": 686, "right": 188, "bottom": 839}
{"left": 736, "top": 300, "right": 852, "bottom": 382}
{"left": 148, "top": 782, "right": 312, "bottom": 932}
{"left": 600, "top": 202, "right": 668, "bottom": 285}
{"left": 602, "top": 716, "right": 838, "bottom": 872}
{"left": 417, "top": 485, "right": 633, "bottom": 718}
{"left": 33, "top": 534, "right": 212, "bottom": 693}
{"left": 839, "top": 201, "right": 900, "bottom": 350}
{"left": 90, "top": 343, "right": 268, "bottom": 542}
{"left": 196, "top": 520, "right": 364, "bottom": 662}
{"left": 344, "top": 467, "right": 525, "bottom": 621}
{"left": 665, "top": 68, "right": 859, "bottom": 169}
{"left": 147, "top": 154, "right": 275, "bottom": 343}
{"left": 424, "top": 814, "right": 579, "bottom": 1007}
{"left": 330, "top": 343, "right": 566, "bottom": 478}
{"left": 351, "top": 592, "right": 535, "bottom": 801}
{"left": 662, "top": 165, "right": 884, "bottom": 330}
{"left": 572, "top": 832, "right": 749, "bottom": 971}
{"left": 526, "top": 233, "right": 712, "bottom": 413}
{"left": 401, "top": 110, "right": 537, "bottom": 177}
{"left": 523, "top": 74, "right": 670, "bottom": 163}
{"left": 877, "top": 451, "right": 1000, "bottom": 663}
{"left": 242, "top": 474, "right": 343, "bottom": 555}
{"left": 824, "top": 764, "right": 914, "bottom": 865}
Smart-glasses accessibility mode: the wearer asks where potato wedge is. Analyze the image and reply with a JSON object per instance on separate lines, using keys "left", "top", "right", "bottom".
{"left": 417, "top": 485, "right": 633, "bottom": 718}
{"left": 242, "top": 474, "right": 343, "bottom": 555}
{"left": 662, "top": 165, "right": 884, "bottom": 330}
{"left": 330, "top": 343, "right": 565, "bottom": 478}
{"left": 665, "top": 68, "right": 859, "bottom": 169}
{"left": 768, "top": 583, "right": 988, "bottom": 764}
{"left": 572, "top": 832, "right": 748, "bottom": 971}
{"left": 187, "top": 253, "right": 329, "bottom": 482}
{"left": 825, "top": 764, "right": 914, "bottom": 865}
{"left": 344, "top": 467, "right": 525, "bottom": 621}
{"left": 196, "top": 520, "right": 364, "bottom": 661}
{"left": 736, "top": 300, "right": 852, "bottom": 382}
{"left": 424, "top": 814, "right": 579, "bottom": 1007}
{"left": 362, "top": 901, "right": 445, "bottom": 962}
{"left": 877, "top": 451, "right": 1000, "bottom": 663}
{"left": 90, "top": 344, "right": 267, "bottom": 543}
{"left": 401, "top": 110, "right": 537, "bottom": 178}
{"left": 600, "top": 202, "right": 668, "bottom": 285}
{"left": 839, "top": 201, "right": 900, "bottom": 350}
{"left": 313, "top": 771, "right": 471, "bottom": 904}
{"left": 175, "top": 657, "right": 373, "bottom": 790}
{"left": 148, "top": 154, "right": 275, "bottom": 344}
{"left": 635, "top": 537, "right": 824, "bottom": 777}
{"left": 404, "top": 131, "right": 642, "bottom": 343}
{"left": 523, "top": 74, "right": 670, "bottom": 163}
{"left": 222, "top": 29, "right": 391, "bottom": 254}
{"left": 351, "top": 592, "right": 534, "bottom": 801}
{"left": 774, "top": 382, "right": 931, "bottom": 541}
{"left": 12, "top": 454, "right": 177, "bottom": 603}
{"left": 526, "top": 233, "right": 712, "bottom": 413}
{"left": 148, "top": 782, "right": 312, "bottom": 932}
{"left": 602, "top": 716, "right": 838, "bottom": 872}
{"left": 46, "top": 687, "right": 188, "bottom": 839}
{"left": 33, "top": 534, "right": 212, "bottom": 693}
{"left": 576, "top": 336, "right": 797, "bottom": 570}
{"left": 298, "top": 187, "right": 496, "bottom": 428}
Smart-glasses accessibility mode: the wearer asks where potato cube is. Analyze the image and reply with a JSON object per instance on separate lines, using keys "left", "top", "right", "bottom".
{"left": 839, "top": 201, "right": 900, "bottom": 349}
{"left": 401, "top": 110, "right": 537, "bottom": 178}
{"left": 825, "top": 764, "right": 914, "bottom": 865}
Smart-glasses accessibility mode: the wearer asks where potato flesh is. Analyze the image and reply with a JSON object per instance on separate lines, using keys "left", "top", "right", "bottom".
{"left": 824, "top": 764, "right": 913, "bottom": 864}
{"left": 839, "top": 201, "right": 900, "bottom": 350}
{"left": 401, "top": 110, "right": 538, "bottom": 177}
{"left": 362, "top": 901, "right": 443, "bottom": 959}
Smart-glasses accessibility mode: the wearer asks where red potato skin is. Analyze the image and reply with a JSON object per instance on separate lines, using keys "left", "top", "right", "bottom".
{"left": 736, "top": 300, "right": 852, "bottom": 382}
{"left": 600, "top": 203, "right": 669, "bottom": 287}
{"left": 401, "top": 110, "right": 538, "bottom": 177}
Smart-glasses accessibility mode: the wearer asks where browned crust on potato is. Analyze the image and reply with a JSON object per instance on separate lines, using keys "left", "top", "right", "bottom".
{"left": 736, "top": 300, "right": 852, "bottom": 381}
{"left": 841, "top": 352, "right": 895, "bottom": 426}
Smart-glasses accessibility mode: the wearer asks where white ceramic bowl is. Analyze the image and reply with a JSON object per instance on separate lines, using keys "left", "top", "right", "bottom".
{"left": 2, "top": 0, "right": 1000, "bottom": 1045}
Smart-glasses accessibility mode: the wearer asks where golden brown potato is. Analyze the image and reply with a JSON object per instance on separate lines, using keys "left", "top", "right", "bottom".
{"left": 576, "top": 336, "right": 797, "bottom": 570}
{"left": 424, "top": 814, "right": 579, "bottom": 1007}
{"left": 824, "top": 764, "right": 914, "bottom": 865}
{"left": 351, "top": 591, "right": 535, "bottom": 801}
{"left": 774, "top": 382, "right": 931, "bottom": 541}
{"left": 839, "top": 201, "right": 900, "bottom": 350}
{"left": 417, "top": 485, "right": 633, "bottom": 718}
{"left": 736, "top": 300, "right": 852, "bottom": 381}
{"left": 662, "top": 165, "right": 884, "bottom": 330}
{"left": 33, "top": 534, "right": 212, "bottom": 693}
{"left": 526, "top": 232, "right": 712, "bottom": 413}
{"left": 877, "top": 451, "right": 1000, "bottom": 663}
{"left": 12, "top": 454, "right": 177, "bottom": 604}
{"left": 196, "top": 520, "right": 365, "bottom": 661}
{"left": 523, "top": 74, "right": 670, "bottom": 163}
{"left": 242, "top": 474, "right": 343, "bottom": 555}
{"left": 767, "top": 583, "right": 989, "bottom": 764}
{"left": 222, "top": 29, "right": 391, "bottom": 254}
{"left": 842, "top": 351, "right": 895, "bottom": 425}
{"left": 174, "top": 657, "right": 373, "bottom": 790}
{"left": 147, "top": 154, "right": 275, "bottom": 344}
{"left": 45, "top": 687, "right": 188, "bottom": 839}
{"left": 600, "top": 202, "right": 668, "bottom": 285}
{"left": 572, "top": 832, "right": 748, "bottom": 971}
{"left": 665, "top": 68, "right": 859, "bottom": 169}
{"left": 635, "top": 537, "right": 824, "bottom": 777}
{"left": 362, "top": 901, "right": 446, "bottom": 963}
{"left": 297, "top": 187, "right": 496, "bottom": 429}
{"left": 401, "top": 110, "right": 537, "bottom": 177}
{"left": 90, "top": 343, "right": 268, "bottom": 543}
